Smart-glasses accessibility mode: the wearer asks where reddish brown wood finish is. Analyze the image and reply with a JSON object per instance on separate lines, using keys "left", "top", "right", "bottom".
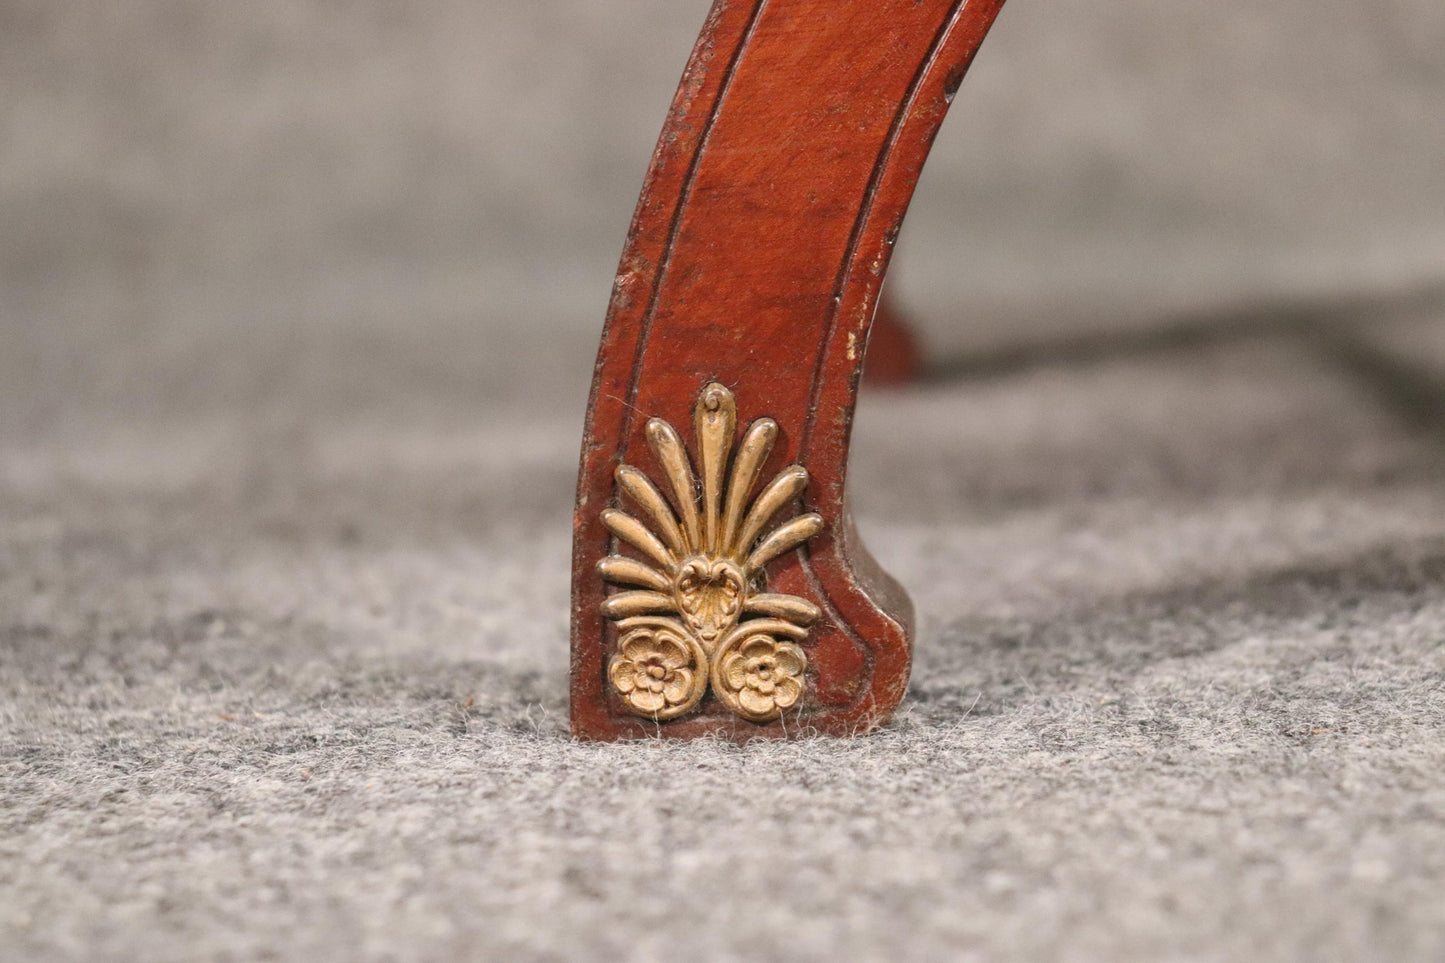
{"left": 864, "top": 292, "right": 924, "bottom": 386}
{"left": 572, "top": 0, "right": 1006, "bottom": 740}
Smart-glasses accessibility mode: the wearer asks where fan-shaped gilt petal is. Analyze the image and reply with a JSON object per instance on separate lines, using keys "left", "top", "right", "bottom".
{"left": 774, "top": 676, "right": 802, "bottom": 708}
{"left": 609, "top": 660, "right": 638, "bottom": 693}
{"left": 746, "top": 513, "right": 824, "bottom": 573}
{"left": 722, "top": 651, "right": 748, "bottom": 691}
{"left": 731, "top": 465, "right": 808, "bottom": 558}
{"left": 631, "top": 689, "right": 666, "bottom": 713}
{"left": 694, "top": 382, "right": 736, "bottom": 554}
{"left": 601, "top": 508, "right": 676, "bottom": 570}
{"left": 621, "top": 631, "right": 660, "bottom": 661}
{"left": 662, "top": 669, "right": 693, "bottom": 703}
{"left": 740, "top": 635, "right": 779, "bottom": 659}
{"left": 600, "top": 591, "right": 677, "bottom": 621}
{"left": 644, "top": 418, "right": 701, "bottom": 553}
{"left": 739, "top": 687, "right": 774, "bottom": 717}
{"left": 597, "top": 556, "right": 671, "bottom": 592}
{"left": 657, "top": 635, "right": 691, "bottom": 668}
{"left": 774, "top": 642, "right": 807, "bottom": 677}
{"left": 615, "top": 466, "right": 687, "bottom": 557}
{"left": 721, "top": 418, "right": 777, "bottom": 557}
{"left": 743, "top": 593, "right": 821, "bottom": 626}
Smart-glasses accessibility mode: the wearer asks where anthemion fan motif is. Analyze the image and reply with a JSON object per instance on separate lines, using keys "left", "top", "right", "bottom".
{"left": 598, "top": 382, "right": 825, "bottom": 722}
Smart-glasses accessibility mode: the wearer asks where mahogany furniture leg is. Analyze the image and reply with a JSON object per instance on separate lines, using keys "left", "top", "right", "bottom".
{"left": 572, "top": 0, "right": 1007, "bottom": 740}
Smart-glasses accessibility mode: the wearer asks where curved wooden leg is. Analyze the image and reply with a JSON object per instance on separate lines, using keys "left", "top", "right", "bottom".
{"left": 572, "top": 0, "right": 1007, "bottom": 740}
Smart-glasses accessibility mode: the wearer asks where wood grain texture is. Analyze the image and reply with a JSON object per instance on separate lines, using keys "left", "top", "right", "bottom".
{"left": 572, "top": 0, "right": 1007, "bottom": 739}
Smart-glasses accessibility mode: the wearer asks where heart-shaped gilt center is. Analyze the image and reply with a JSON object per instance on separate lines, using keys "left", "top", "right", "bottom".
{"left": 674, "top": 556, "right": 746, "bottom": 648}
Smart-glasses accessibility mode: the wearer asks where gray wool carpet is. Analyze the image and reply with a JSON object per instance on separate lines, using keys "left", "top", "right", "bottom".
{"left": 5, "top": 324, "right": 1445, "bottom": 962}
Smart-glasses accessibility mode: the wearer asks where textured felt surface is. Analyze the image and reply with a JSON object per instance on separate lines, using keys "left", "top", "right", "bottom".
{"left": 5, "top": 328, "right": 1445, "bottom": 961}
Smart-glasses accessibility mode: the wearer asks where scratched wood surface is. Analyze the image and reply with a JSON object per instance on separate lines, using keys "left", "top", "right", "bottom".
{"left": 572, "top": 0, "right": 1007, "bottom": 739}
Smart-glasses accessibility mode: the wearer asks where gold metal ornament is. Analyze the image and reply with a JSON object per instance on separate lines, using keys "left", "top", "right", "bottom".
{"left": 598, "top": 382, "right": 824, "bottom": 722}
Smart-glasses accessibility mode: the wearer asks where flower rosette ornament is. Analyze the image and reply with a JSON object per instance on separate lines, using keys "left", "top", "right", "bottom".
{"left": 710, "top": 620, "right": 809, "bottom": 722}
{"left": 607, "top": 618, "right": 708, "bottom": 720}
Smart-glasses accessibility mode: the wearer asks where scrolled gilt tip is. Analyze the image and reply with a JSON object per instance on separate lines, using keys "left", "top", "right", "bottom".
{"left": 698, "top": 381, "right": 733, "bottom": 412}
